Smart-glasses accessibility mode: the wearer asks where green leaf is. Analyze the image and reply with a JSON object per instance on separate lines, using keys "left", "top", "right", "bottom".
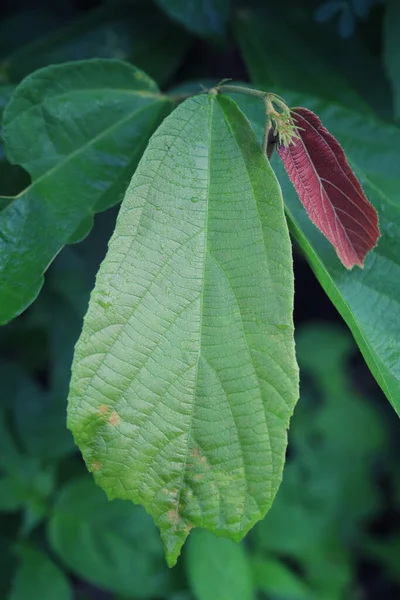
{"left": 8, "top": 546, "right": 72, "bottom": 600}
{"left": 230, "top": 91, "right": 400, "bottom": 414}
{"left": 0, "top": 59, "right": 172, "bottom": 324}
{"left": 186, "top": 530, "right": 254, "bottom": 600}
{"left": 234, "top": 3, "right": 391, "bottom": 118}
{"left": 384, "top": 0, "right": 400, "bottom": 121}
{"left": 68, "top": 92, "right": 298, "bottom": 565}
{"left": 1, "top": 2, "right": 191, "bottom": 86}
{"left": 156, "top": 0, "right": 230, "bottom": 37}
{"left": 0, "top": 446, "right": 55, "bottom": 533}
{"left": 252, "top": 555, "right": 312, "bottom": 599}
{"left": 13, "top": 374, "right": 74, "bottom": 460}
{"left": 0, "top": 85, "right": 30, "bottom": 196}
{"left": 48, "top": 478, "right": 168, "bottom": 597}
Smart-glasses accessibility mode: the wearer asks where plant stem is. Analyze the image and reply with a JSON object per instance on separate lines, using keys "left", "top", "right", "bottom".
{"left": 170, "top": 83, "right": 297, "bottom": 152}
{"left": 216, "top": 84, "right": 267, "bottom": 99}
{"left": 263, "top": 117, "right": 272, "bottom": 157}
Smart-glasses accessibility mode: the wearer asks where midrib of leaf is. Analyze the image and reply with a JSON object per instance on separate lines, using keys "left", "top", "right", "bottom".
{"left": 5, "top": 89, "right": 160, "bottom": 128}
{"left": 175, "top": 97, "right": 277, "bottom": 516}
{"left": 288, "top": 127, "right": 352, "bottom": 262}
{"left": 212, "top": 103, "right": 284, "bottom": 464}
{"left": 204, "top": 252, "right": 268, "bottom": 510}
{"left": 295, "top": 109, "right": 375, "bottom": 222}
{"left": 4, "top": 98, "right": 166, "bottom": 202}
{"left": 0, "top": 100, "right": 167, "bottom": 287}
{"left": 175, "top": 96, "right": 213, "bottom": 515}
{"left": 220, "top": 107, "right": 282, "bottom": 323}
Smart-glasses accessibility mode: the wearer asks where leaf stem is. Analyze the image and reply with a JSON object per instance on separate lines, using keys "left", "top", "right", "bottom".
{"left": 169, "top": 83, "right": 298, "bottom": 152}
{"left": 216, "top": 84, "right": 267, "bottom": 99}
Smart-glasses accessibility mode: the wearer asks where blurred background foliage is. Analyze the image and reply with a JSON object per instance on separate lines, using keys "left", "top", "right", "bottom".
{"left": 0, "top": 0, "right": 399, "bottom": 598}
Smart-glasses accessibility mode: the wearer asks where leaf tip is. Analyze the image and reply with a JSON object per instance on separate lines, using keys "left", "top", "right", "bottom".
{"left": 160, "top": 517, "right": 193, "bottom": 568}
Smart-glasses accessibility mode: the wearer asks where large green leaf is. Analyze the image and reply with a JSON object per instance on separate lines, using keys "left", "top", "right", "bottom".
{"left": 68, "top": 93, "right": 298, "bottom": 565}
{"left": 1, "top": 2, "right": 191, "bottom": 86}
{"left": 48, "top": 478, "right": 168, "bottom": 597}
{"left": 186, "top": 530, "right": 254, "bottom": 600}
{"left": 384, "top": 0, "right": 400, "bottom": 121}
{"left": 8, "top": 546, "right": 72, "bottom": 600}
{"left": 0, "top": 59, "right": 172, "bottom": 324}
{"left": 230, "top": 91, "right": 400, "bottom": 414}
{"left": 234, "top": 2, "right": 391, "bottom": 118}
{"left": 12, "top": 372, "right": 74, "bottom": 460}
{"left": 156, "top": 0, "right": 230, "bottom": 37}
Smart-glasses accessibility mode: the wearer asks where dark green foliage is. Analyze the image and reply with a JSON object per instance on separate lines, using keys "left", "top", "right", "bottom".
{"left": 0, "top": 0, "right": 399, "bottom": 597}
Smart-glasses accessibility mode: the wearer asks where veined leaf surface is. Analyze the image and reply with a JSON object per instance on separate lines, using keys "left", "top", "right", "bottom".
{"left": 0, "top": 59, "right": 172, "bottom": 324}
{"left": 278, "top": 107, "right": 380, "bottom": 269}
{"left": 68, "top": 93, "right": 299, "bottom": 565}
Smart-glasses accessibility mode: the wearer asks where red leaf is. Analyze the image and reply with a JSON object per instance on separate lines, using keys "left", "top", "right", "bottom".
{"left": 277, "top": 107, "right": 380, "bottom": 269}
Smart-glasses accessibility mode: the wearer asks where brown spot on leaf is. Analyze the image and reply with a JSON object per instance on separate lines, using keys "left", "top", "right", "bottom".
{"left": 161, "top": 487, "right": 179, "bottom": 503}
{"left": 190, "top": 446, "right": 209, "bottom": 470}
{"left": 168, "top": 509, "right": 181, "bottom": 527}
{"left": 91, "top": 460, "right": 101, "bottom": 471}
{"left": 98, "top": 404, "right": 109, "bottom": 416}
{"left": 108, "top": 411, "right": 121, "bottom": 426}
{"left": 191, "top": 447, "right": 202, "bottom": 459}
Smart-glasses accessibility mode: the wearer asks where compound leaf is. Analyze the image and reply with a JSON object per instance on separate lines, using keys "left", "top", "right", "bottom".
{"left": 68, "top": 93, "right": 299, "bottom": 565}
{"left": 0, "top": 59, "right": 172, "bottom": 324}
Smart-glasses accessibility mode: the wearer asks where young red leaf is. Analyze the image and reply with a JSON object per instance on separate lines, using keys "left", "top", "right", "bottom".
{"left": 277, "top": 107, "right": 380, "bottom": 269}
